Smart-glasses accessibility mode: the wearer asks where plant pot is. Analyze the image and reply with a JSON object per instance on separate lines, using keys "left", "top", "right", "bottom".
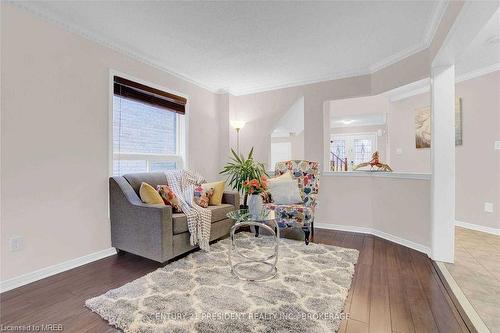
{"left": 248, "top": 193, "right": 263, "bottom": 220}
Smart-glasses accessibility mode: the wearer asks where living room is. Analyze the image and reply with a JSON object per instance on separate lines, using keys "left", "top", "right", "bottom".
{"left": 1, "top": 1, "right": 499, "bottom": 333}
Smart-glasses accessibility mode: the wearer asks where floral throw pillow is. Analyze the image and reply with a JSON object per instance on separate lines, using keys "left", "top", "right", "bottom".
{"left": 157, "top": 185, "right": 182, "bottom": 212}
{"left": 194, "top": 185, "right": 214, "bottom": 208}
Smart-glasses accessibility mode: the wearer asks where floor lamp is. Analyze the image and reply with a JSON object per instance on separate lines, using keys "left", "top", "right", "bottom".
{"left": 230, "top": 120, "right": 246, "bottom": 154}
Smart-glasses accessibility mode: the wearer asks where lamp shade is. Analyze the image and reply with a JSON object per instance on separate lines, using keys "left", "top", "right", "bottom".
{"left": 230, "top": 120, "right": 246, "bottom": 129}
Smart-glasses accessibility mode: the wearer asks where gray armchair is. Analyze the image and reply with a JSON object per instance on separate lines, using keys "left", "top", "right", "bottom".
{"left": 109, "top": 172, "right": 239, "bottom": 262}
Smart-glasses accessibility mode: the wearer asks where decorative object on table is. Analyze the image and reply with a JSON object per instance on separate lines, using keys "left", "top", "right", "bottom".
{"left": 415, "top": 97, "right": 462, "bottom": 148}
{"left": 86, "top": 232, "right": 359, "bottom": 333}
{"left": 242, "top": 176, "right": 268, "bottom": 220}
{"left": 220, "top": 147, "right": 268, "bottom": 208}
{"left": 265, "top": 160, "right": 320, "bottom": 245}
{"left": 227, "top": 209, "right": 279, "bottom": 281}
{"left": 230, "top": 120, "right": 246, "bottom": 154}
{"left": 353, "top": 151, "right": 393, "bottom": 172}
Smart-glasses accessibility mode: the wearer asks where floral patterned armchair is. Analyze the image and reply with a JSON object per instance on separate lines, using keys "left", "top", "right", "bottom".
{"left": 265, "top": 160, "right": 319, "bottom": 244}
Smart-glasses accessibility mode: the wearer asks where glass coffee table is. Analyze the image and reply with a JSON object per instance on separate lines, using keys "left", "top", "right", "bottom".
{"left": 226, "top": 208, "right": 279, "bottom": 281}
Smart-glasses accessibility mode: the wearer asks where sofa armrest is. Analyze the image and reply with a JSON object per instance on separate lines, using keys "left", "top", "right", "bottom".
{"left": 109, "top": 177, "right": 173, "bottom": 262}
{"left": 222, "top": 191, "right": 240, "bottom": 208}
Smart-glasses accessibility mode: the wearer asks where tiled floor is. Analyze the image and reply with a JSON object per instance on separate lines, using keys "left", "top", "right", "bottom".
{"left": 445, "top": 227, "right": 500, "bottom": 332}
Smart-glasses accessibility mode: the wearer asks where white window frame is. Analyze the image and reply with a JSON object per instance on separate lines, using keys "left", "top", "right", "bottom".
{"left": 108, "top": 69, "right": 189, "bottom": 177}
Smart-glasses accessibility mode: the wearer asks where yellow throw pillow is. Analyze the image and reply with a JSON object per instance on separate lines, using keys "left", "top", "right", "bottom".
{"left": 139, "top": 182, "right": 164, "bottom": 205}
{"left": 202, "top": 181, "right": 225, "bottom": 206}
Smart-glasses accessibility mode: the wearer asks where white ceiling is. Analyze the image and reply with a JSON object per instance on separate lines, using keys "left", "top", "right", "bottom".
{"left": 18, "top": 1, "right": 447, "bottom": 95}
{"left": 456, "top": 8, "right": 500, "bottom": 76}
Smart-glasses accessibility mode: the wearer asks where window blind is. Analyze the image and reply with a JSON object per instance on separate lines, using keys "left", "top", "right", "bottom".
{"left": 113, "top": 76, "right": 186, "bottom": 114}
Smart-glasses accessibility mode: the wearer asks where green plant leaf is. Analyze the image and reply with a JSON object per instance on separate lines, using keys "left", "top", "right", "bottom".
{"left": 220, "top": 146, "right": 266, "bottom": 192}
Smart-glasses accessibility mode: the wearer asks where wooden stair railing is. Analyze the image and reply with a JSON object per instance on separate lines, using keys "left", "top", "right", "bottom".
{"left": 330, "top": 152, "right": 348, "bottom": 172}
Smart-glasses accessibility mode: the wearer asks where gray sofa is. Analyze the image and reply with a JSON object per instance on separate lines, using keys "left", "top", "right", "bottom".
{"left": 109, "top": 172, "right": 239, "bottom": 262}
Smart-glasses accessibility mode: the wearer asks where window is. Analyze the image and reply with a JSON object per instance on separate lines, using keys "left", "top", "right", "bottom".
{"left": 331, "top": 139, "right": 346, "bottom": 161}
{"left": 112, "top": 76, "right": 186, "bottom": 176}
{"left": 330, "top": 133, "right": 377, "bottom": 170}
{"left": 353, "top": 138, "right": 373, "bottom": 165}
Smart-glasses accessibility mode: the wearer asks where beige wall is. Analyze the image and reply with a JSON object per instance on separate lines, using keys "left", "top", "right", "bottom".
{"left": 371, "top": 177, "right": 431, "bottom": 246}
{"left": 1, "top": 5, "right": 224, "bottom": 280}
{"left": 389, "top": 71, "right": 500, "bottom": 229}
{"left": 388, "top": 93, "right": 432, "bottom": 173}
{"left": 455, "top": 72, "right": 500, "bottom": 230}
{"left": 316, "top": 176, "right": 431, "bottom": 249}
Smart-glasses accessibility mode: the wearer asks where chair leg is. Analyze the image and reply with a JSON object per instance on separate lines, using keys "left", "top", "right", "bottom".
{"left": 303, "top": 227, "right": 310, "bottom": 245}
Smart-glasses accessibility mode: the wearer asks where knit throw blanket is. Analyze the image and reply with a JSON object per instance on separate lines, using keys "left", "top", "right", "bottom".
{"left": 164, "top": 170, "right": 212, "bottom": 251}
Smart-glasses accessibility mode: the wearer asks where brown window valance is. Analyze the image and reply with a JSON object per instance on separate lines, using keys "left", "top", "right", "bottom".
{"left": 113, "top": 76, "right": 186, "bottom": 114}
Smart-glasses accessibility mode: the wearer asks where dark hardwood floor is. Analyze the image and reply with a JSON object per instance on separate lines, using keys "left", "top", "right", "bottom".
{"left": 0, "top": 229, "right": 468, "bottom": 333}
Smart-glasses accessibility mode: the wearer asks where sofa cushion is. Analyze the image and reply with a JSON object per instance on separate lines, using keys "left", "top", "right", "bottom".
{"left": 123, "top": 172, "right": 168, "bottom": 195}
{"left": 139, "top": 182, "right": 164, "bottom": 205}
{"left": 172, "top": 204, "right": 235, "bottom": 235}
{"left": 202, "top": 181, "right": 225, "bottom": 206}
{"left": 193, "top": 185, "right": 214, "bottom": 208}
{"left": 157, "top": 185, "right": 182, "bottom": 212}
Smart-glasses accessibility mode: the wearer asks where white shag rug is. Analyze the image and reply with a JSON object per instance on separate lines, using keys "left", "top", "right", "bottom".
{"left": 86, "top": 233, "right": 359, "bottom": 333}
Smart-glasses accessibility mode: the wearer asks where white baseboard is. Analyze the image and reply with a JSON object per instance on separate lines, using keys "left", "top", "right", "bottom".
{"left": 315, "top": 222, "right": 431, "bottom": 256}
{"left": 0, "top": 248, "right": 117, "bottom": 293}
{"left": 455, "top": 220, "right": 500, "bottom": 236}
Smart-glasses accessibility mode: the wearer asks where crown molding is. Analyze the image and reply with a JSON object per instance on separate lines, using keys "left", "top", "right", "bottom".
{"left": 424, "top": 1, "right": 450, "bottom": 49}
{"left": 12, "top": 2, "right": 220, "bottom": 93}
{"left": 13, "top": 1, "right": 449, "bottom": 97}
{"left": 383, "top": 78, "right": 431, "bottom": 102}
{"left": 223, "top": 1, "right": 449, "bottom": 96}
{"left": 456, "top": 62, "right": 500, "bottom": 83}
{"left": 368, "top": 1, "right": 448, "bottom": 73}
{"left": 227, "top": 67, "right": 370, "bottom": 96}
{"left": 383, "top": 63, "right": 500, "bottom": 102}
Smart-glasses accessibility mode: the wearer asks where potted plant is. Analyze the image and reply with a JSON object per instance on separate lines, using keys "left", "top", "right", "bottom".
{"left": 220, "top": 147, "right": 268, "bottom": 209}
